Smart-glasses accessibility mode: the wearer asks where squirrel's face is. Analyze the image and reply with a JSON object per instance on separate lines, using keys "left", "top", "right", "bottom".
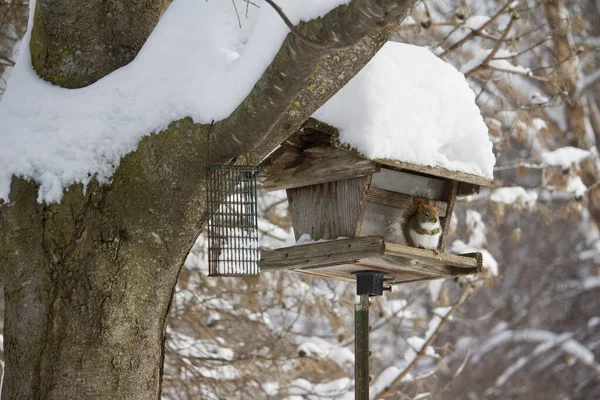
{"left": 419, "top": 204, "right": 438, "bottom": 225}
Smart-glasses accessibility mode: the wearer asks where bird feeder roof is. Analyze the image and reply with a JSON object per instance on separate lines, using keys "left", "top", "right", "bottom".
{"left": 312, "top": 42, "right": 496, "bottom": 182}
{"left": 261, "top": 119, "right": 494, "bottom": 191}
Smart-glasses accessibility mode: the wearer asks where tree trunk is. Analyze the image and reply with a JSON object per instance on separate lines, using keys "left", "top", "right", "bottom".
{"left": 544, "top": 0, "right": 588, "bottom": 148}
{"left": 0, "top": 0, "right": 416, "bottom": 398}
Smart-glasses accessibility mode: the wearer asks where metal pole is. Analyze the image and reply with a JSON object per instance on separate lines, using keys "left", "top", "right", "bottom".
{"left": 355, "top": 294, "right": 369, "bottom": 400}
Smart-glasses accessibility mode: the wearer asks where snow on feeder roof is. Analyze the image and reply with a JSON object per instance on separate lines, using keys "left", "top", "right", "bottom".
{"left": 313, "top": 42, "right": 495, "bottom": 182}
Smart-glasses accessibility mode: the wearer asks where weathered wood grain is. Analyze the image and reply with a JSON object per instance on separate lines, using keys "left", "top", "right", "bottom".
{"left": 287, "top": 176, "right": 370, "bottom": 240}
{"left": 293, "top": 269, "right": 356, "bottom": 283}
{"left": 262, "top": 145, "right": 379, "bottom": 191}
{"left": 384, "top": 242, "right": 479, "bottom": 269}
{"left": 439, "top": 180, "right": 459, "bottom": 250}
{"left": 354, "top": 173, "right": 372, "bottom": 236}
{"left": 366, "top": 187, "right": 448, "bottom": 217}
{"left": 371, "top": 158, "right": 494, "bottom": 187}
{"left": 300, "top": 119, "right": 493, "bottom": 187}
{"left": 260, "top": 236, "right": 385, "bottom": 270}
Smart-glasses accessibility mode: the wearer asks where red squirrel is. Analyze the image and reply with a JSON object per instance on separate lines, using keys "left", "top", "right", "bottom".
{"left": 403, "top": 198, "right": 441, "bottom": 253}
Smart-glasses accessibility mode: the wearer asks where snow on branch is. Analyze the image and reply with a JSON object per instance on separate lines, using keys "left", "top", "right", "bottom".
{"left": 0, "top": 0, "right": 417, "bottom": 203}
{"left": 472, "top": 328, "right": 600, "bottom": 377}
{"left": 372, "top": 287, "right": 471, "bottom": 399}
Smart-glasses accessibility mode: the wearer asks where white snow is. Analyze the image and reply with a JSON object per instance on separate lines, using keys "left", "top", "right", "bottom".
{"left": 425, "top": 307, "right": 452, "bottom": 340}
{"left": 466, "top": 209, "right": 486, "bottom": 247}
{"left": 313, "top": 42, "right": 495, "bottom": 179}
{"left": 0, "top": 0, "right": 350, "bottom": 203}
{"left": 413, "top": 393, "right": 431, "bottom": 400}
{"left": 561, "top": 340, "right": 595, "bottom": 365}
{"left": 296, "top": 233, "right": 315, "bottom": 245}
{"left": 541, "top": 146, "right": 591, "bottom": 168}
{"left": 372, "top": 366, "right": 402, "bottom": 394}
{"left": 461, "top": 49, "right": 531, "bottom": 75}
{"left": 288, "top": 378, "right": 353, "bottom": 400}
{"left": 404, "top": 336, "right": 438, "bottom": 364}
{"left": 296, "top": 337, "right": 354, "bottom": 368}
{"left": 428, "top": 279, "right": 444, "bottom": 302}
{"left": 582, "top": 275, "right": 600, "bottom": 290}
{"left": 566, "top": 175, "right": 587, "bottom": 198}
{"left": 474, "top": 328, "right": 599, "bottom": 372}
{"left": 490, "top": 186, "right": 538, "bottom": 207}
{"left": 588, "top": 317, "right": 600, "bottom": 329}
{"left": 451, "top": 240, "right": 498, "bottom": 276}
{"left": 295, "top": 234, "right": 347, "bottom": 245}
{"left": 532, "top": 118, "right": 547, "bottom": 131}
{"left": 531, "top": 92, "right": 549, "bottom": 105}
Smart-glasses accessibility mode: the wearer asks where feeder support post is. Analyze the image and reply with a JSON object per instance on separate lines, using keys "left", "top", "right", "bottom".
{"left": 355, "top": 294, "right": 370, "bottom": 400}
{"left": 354, "top": 271, "right": 387, "bottom": 400}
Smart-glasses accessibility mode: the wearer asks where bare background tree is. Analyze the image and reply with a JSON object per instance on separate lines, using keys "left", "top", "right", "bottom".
{"left": 0, "top": 0, "right": 27, "bottom": 97}
{"left": 1, "top": 0, "right": 599, "bottom": 399}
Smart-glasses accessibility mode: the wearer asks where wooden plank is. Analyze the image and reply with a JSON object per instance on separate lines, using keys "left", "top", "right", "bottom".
{"left": 387, "top": 275, "right": 445, "bottom": 285}
{"left": 354, "top": 173, "right": 372, "bottom": 236}
{"left": 462, "top": 252, "right": 483, "bottom": 273}
{"left": 366, "top": 187, "right": 448, "bottom": 217}
{"left": 353, "top": 258, "right": 436, "bottom": 277}
{"left": 384, "top": 242, "right": 479, "bottom": 269}
{"left": 260, "top": 236, "right": 385, "bottom": 271}
{"left": 292, "top": 269, "right": 356, "bottom": 283}
{"left": 358, "top": 256, "right": 457, "bottom": 277}
{"left": 262, "top": 145, "right": 379, "bottom": 191}
{"left": 372, "top": 158, "right": 494, "bottom": 187}
{"left": 287, "top": 176, "right": 370, "bottom": 241}
{"left": 440, "top": 180, "right": 459, "bottom": 250}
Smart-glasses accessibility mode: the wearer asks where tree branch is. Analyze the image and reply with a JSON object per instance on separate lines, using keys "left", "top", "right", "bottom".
{"left": 439, "top": 1, "right": 513, "bottom": 58}
{"left": 373, "top": 286, "right": 472, "bottom": 399}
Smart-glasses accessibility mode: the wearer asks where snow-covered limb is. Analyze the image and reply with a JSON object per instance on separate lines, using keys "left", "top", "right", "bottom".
{"left": 474, "top": 328, "right": 600, "bottom": 394}
{"left": 439, "top": 1, "right": 515, "bottom": 58}
{"left": 0, "top": 0, "right": 418, "bottom": 203}
{"left": 463, "top": 11, "right": 519, "bottom": 78}
{"left": 372, "top": 286, "right": 471, "bottom": 399}
{"left": 473, "top": 329, "right": 599, "bottom": 368}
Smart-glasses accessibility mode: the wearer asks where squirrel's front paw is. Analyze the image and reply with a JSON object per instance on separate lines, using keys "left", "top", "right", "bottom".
{"left": 433, "top": 248, "right": 441, "bottom": 255}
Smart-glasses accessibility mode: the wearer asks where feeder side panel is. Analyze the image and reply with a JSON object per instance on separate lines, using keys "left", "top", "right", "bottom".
{"left": 286, "top": 176, "right": 370, "bottom": 241}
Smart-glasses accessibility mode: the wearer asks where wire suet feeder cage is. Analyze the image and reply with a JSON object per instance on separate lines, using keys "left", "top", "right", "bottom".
{"left": 206, "top": 165, "right": 260, "bottom": 277}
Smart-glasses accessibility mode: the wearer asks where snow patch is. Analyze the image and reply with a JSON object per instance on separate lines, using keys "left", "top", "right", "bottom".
{"left": 314, "top": 43, "right": 495, "bottom": 179}
{"left": 490, "top": 186, "right": 538, "bottom": 207}
{"left": 541, "top": 147, "right": 591, "bottom": 168}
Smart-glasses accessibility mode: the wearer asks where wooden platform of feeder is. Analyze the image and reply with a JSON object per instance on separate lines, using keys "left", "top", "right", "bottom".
{"left": 260, "top": 236, "right": 482, "bottom": 285}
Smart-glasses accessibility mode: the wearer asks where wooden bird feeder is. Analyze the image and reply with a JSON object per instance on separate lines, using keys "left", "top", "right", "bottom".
{"left": 259, "top": 119, "right": 494, "bottom": 285}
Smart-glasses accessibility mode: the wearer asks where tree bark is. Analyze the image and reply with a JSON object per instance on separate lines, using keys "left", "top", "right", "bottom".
{"left": 30, "top": 0, "right": 165, "bottom": 88}
{"left": 0, "top": 0, "right": 417, "bottom": 398}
